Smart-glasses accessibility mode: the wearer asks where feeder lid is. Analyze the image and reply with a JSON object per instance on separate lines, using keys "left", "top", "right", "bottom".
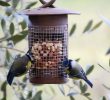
{"left": 22, "top": 7, "right": 80, "bottom": 15}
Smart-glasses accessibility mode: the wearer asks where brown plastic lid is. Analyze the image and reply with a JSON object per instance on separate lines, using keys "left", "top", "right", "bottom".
{"left": 22, "top": 7, "right": 80, "bottom": 15}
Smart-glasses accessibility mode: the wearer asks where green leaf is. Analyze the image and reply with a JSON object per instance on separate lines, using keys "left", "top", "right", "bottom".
{"left": 103, "top": 84, "right": 110, "bottom": 90}
{"left": 0, "top": 0, "right": 10, "bottom": 6}
{"left": 10, "top": 23, "right": 15, "bottom": 35}
{"left": 69, "top": 24, "right": 76, "bottom": 36}
{"left": 85, "top": 96, "right": 92, "bottom": 100}
{"left": 19, "top": 94, "right": 25, "bottom": 100}
{"left": 79, "top": 81, "right": 83, "bottom": 90}
{"left": 106, "top": 48, "right": 110, "bottom": 55}
{"left": 86, "top": 65, "right": 94, "bottom": 75}
{"left": 98, "top": 64, "right": 110, "bottom": 73}
{"left": 69, "top": 96, "right": 75, "bottom": 100}
{"left": 7, "top": 30, "right": 28, "bottom": 45}
{"left": 1, "top": 18, "right": 6, "bottom": 33}
{"left": 25, "top": 1, "right": 37, "bottom": 9}
{"left": 26, "top": 91, "right": 32, "bottom": 99}
{"left": 22, "top": 76, "right": 28, "bottom": 82}
{"left": 84, "top": 93, "right": 90, "bottom": 96}
{"left": 58, "top": 85, "right": 65, "bottom": 95}
{"left": 6, "top": 49, "right": 11, "bottom": 61}
{"left": 75, "top": 58, "right": 80, "bottom": 62}
{"left": 1, "top": 81, "right": 7, "bottom": 100}
{"left": 31, "top": 91, "right": 42, "bottom": 100}
{"left": 90, "top": 21, "right": 103, "bottom": 31}
{"left": 81, "top": 84, "right": 88, "bottom": 93}
{"left": 80, "top": 81, "right": 88, "bottom": 93}
{"left": 102, "top": 96, "right": 106, "bottom": 100}
{"left": 12, "top": 0, "right": 20, "bottom": 8}
{"left": 19, "top": 20, "right": 27, "bottom": 30}
{"left": 1, "top": 81, "right": 7, "bottom": 91}
{"left": 83, "top": 20, "right": 93, "bottom": 33}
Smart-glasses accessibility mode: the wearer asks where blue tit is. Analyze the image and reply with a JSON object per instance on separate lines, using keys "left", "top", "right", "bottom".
{"left": 7, "top": 49, "right": 34, "bottom": 85}
{"left": 63, "top": 58, "right": 93, "bottom": 88}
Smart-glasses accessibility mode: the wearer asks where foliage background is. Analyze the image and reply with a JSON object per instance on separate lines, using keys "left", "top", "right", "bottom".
{"left": 0, "top": 0, "right": 110, "bottom": 100}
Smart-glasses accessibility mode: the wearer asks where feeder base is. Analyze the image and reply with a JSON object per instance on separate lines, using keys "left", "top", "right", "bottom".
{"left": 30, "top": 77, "right": 68, "bottom": 84}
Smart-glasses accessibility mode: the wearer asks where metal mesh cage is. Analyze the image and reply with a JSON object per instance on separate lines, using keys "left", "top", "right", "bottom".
{"left": 28, "top": 25, "right": 68, "bottom": 83}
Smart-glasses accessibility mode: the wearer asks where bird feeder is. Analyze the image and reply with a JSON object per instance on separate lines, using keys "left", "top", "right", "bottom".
{"left": 23, "top": 0, "right": 79, "bottom": 84}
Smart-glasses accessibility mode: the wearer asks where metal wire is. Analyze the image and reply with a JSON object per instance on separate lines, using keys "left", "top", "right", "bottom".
{"left": 28, "top": 25, "right": 68, "bottom": 78}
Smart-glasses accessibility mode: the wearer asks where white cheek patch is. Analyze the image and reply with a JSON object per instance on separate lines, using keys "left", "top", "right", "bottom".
{"left": 71, "top": 60, "right": 77, "bottom": 68}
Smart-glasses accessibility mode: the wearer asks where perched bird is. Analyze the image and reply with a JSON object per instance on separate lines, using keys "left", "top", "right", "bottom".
{"left": 63, "top": 58, "right": 93, "bottom": 88}
{"left": 7, "top": 49, "right": 34, "bottom": 85}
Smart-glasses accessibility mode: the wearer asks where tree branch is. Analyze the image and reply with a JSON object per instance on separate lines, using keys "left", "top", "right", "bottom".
{"left": 0, "top": 46, "right": 25, "bottom": 53}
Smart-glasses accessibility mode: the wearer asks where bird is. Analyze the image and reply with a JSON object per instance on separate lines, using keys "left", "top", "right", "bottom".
{"left": 63, "top": 58, "right": 93, "bottom": 88}
{"left": 7, "top": 49, "right": 34, "bottom": 85}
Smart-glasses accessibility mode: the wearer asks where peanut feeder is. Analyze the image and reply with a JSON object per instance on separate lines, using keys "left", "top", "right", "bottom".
{"left": 23, "top": 0, "right": 79, "bottom": 84}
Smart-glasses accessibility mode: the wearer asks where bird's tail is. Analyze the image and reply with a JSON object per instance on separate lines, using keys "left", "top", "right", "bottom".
{"left": 7, "top": 71, "right": 14, "bottom": 85}
{"left": 84, "top": 79, "right": 93, "bottom": 88}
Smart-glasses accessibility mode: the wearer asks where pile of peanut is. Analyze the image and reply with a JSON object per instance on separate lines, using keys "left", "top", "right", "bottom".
{"left": 32, "top": 41, "right": 63, "bottom": 69}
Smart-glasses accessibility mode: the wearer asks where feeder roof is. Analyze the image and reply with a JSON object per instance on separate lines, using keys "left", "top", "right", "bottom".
{"left": 22, "top": 7, "right": 80, "bottom": 15}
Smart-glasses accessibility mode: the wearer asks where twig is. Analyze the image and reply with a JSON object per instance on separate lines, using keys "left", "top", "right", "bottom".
{"left": 0, "top": 46, "right": 25, "bottom": 53}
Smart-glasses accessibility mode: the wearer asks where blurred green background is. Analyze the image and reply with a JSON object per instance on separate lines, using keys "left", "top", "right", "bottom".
{"left": 0, "top": 0, "right": 110, "bottom": 100}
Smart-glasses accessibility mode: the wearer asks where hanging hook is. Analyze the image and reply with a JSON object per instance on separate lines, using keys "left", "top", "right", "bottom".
{"left": 39, "top": 0, "right": 56, "bottom": 8}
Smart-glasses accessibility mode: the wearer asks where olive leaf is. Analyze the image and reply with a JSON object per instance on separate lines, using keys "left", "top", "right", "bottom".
{"left": 31, "top": 91, "right": 42, "bottom": 100}
{"left": 102, "top": 96, "right": 106, "bottom": 100}
{"left": 7, "top": 30, "right": 28, "bottom": 45}
{"left": 103, "top": 84, "right": 110, "bottom": 90}
{"left": 75, "top": 58, "right": 80, "bottom": 62}
{"left": 1, "top": 18, "right": 6, "bottom": 33}
{"left": 19, "top": 20, "right": 27, "bottom": 30}
{"left": 86, "top": 65, "right": 94, "bottom": 75}
{"left": 69, "top": 96, "right": 75, "bottom": 100}
{"left": 10, "top": 23, "right": 15, "bottom": 35}
{"left": 26, "top": 91, "right": 32, "bottom": 99}
{"left": 79, "top": 81, "right": 88, "bottom": 93}
{"left": 0, "top": 0, "right": 10, "bottom": 6}
{"left": 25, "top": 1, "right": 37, "bottom": 9}
{"left": 90, "top": 21, "right": 103, "bottom": 31}
{"left": 19, "top": 94, "right": 25, "bottom": 100}
{"left": 81, "top": 84, "right": 88, "bottom": 93}
{"left": 1, "top": 81, "right": 7, "bottom": 100}
{"left": 69, "top": 24, "right": 76, "bottom": 36}
{"left": 12, "top": 0, "right": 20, "bottom": 8}
{"left": 6, "top": 49, "right": 11, "bottom": 61}
{"left": 83, "top": 20, "right": 93, "bottom": 33}
{"left": 98, "top": 64, "right": 110, "bottom": 73}
{"left": 22, "top": 76, "right": 28, "bottom": 82}
{"left": 83, "top": 93, "right": 90, "bottom": 97}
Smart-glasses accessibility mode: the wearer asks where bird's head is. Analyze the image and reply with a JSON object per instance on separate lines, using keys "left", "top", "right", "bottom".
{"left": 26, "top": 48, "right": 35, "bottom": 63}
